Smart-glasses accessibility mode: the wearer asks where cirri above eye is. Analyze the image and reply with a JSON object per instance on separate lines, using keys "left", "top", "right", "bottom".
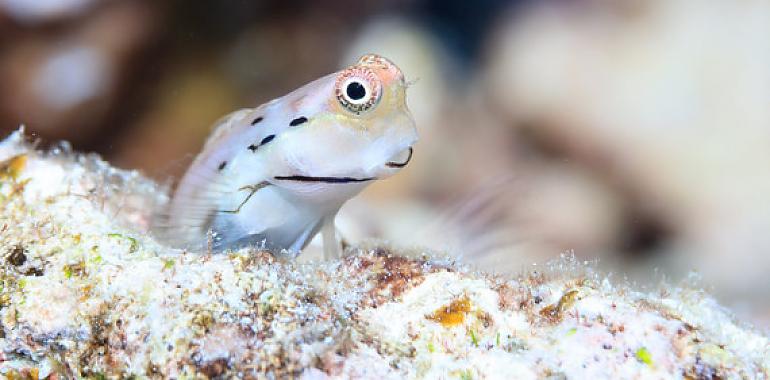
{"left": 335, "top": 67, "right": 381, "bottom": 114}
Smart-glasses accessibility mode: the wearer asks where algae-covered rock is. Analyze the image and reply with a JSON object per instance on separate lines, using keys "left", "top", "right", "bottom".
{"left": 0, "top": 129, "right": 768, "bottom": 379}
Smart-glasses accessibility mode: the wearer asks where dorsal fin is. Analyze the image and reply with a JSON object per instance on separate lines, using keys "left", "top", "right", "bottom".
{"left": 152, "top": 109, "right": 256, "bottom": 249}
{"left": 202, "top": 107, "right": 265, "bottom": 151}
{"left": 152, "top": 98, "right": 314, "bottom": 250}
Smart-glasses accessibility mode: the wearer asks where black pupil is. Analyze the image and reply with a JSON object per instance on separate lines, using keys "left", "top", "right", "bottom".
{"left": 346, "top": 82, "right": 366, "bottom": 101}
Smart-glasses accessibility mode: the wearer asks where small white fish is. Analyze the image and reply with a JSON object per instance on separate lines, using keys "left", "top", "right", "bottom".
{"left": 157, "top": 54, "right": 417, "bottom": 259}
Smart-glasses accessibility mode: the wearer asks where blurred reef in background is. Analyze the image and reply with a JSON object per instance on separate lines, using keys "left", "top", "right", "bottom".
{"left": 0, "top": 0, "right": 769, "bottom": 328}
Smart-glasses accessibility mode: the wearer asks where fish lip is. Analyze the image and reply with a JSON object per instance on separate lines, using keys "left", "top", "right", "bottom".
{"left": 273, "top": 175, "right": 376, "bottom": 184}
{"left": 385, "top": 147, "right": 413, "bottom": 168}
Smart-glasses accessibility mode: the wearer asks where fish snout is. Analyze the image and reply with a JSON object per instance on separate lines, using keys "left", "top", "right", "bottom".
{"left": 386, "top": 147, "right": 413, "bottom": 169}
{"left": 369, "top": 146, "right": 413, "bottom": 179}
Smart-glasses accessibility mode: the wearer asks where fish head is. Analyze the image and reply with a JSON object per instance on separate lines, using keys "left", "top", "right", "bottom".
{"left": 272, "top": 54, "right": 418, "bottom": 190}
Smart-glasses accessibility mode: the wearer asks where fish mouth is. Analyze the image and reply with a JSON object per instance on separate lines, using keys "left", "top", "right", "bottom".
{"left": 385, "top": 147, "right": 413, "bottom": 168}
{"left": 273, "top": 175, "right": 376, "bottom": 184}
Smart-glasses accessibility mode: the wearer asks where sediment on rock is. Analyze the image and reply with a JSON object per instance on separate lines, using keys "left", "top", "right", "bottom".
{"left": 0, "top": 130, "right": 767, "bottom": 379}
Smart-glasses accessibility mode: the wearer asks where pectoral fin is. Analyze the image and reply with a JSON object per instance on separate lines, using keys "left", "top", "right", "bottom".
{"left": 321, "top": 215, "right": 340, "bottom": 260}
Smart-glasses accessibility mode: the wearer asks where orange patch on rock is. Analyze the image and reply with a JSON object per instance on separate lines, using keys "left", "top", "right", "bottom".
{"left": 427, "top": 297, "right": 472, "bottom": 327}
{"left": 0, "top": 154, "right": 27, "bottom": 180}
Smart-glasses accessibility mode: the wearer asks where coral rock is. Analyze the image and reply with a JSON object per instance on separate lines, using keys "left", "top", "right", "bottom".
{"left": 0, "top": 130, "right": 767, "bottom": 378}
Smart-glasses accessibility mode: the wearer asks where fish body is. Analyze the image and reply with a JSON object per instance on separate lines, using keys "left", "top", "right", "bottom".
{"left": 158, "top": 54, "right": 417, "bottom": 258}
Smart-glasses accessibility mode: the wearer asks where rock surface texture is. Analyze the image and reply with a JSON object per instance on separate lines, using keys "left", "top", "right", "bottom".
{"left": 0, "top": 130, "right": 768, "bottom": 379}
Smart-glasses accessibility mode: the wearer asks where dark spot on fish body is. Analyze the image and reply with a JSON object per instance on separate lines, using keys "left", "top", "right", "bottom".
{"left": 247, "top": 144, "right": 257, "bottom": 152}
{"left": 260, "top": 135, "right": 276, "bottom": 145}
{"left": 251, "top": 116, "right": 263, "bottom": 125}
{"left": 289, "top": 117, "right": 308, "bottom": 126}
{"left": 217, "top": 161, "right": 227, "bottom": 171}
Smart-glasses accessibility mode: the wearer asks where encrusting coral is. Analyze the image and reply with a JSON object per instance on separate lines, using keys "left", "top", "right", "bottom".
{"left": 0, "top": 129, "right": 768, "bottom": 379}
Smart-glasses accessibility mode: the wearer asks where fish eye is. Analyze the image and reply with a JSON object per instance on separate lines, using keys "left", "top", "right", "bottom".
{"left": 346, "top": 81, "right": 366, "bottom": 101}
{"left": 335, "top": 68, "right": 381, "bottom": 115}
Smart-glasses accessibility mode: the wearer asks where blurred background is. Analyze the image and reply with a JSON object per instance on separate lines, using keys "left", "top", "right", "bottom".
{"left": 1, "top": 0, "right": 768, "bottom": 328}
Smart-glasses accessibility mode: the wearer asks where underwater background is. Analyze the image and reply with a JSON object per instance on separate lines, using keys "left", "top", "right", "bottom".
{"left": 1, "top": 0, "right": 768, "bottom": 329}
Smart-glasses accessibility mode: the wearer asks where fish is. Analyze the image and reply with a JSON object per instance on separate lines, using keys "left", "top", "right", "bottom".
{"left": 156, "top": 54, "right": 417, "bottom": 259}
